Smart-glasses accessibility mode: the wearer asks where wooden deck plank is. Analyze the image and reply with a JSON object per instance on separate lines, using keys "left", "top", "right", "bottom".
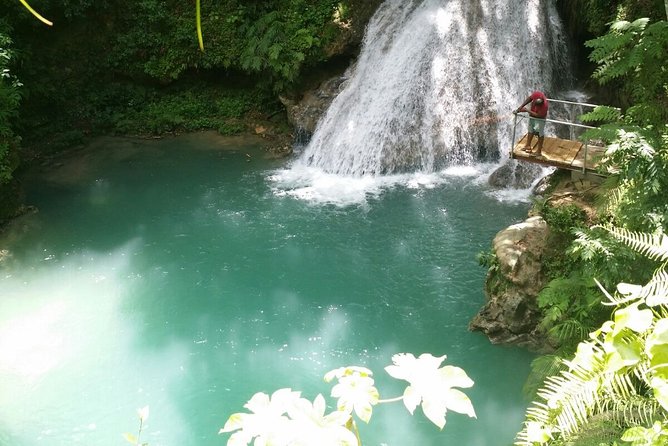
{"left": 571, "top": 144, "right": 606, "bottom": 170}
{"left": 512, "top": 133, "right": 606, "bottom": 175}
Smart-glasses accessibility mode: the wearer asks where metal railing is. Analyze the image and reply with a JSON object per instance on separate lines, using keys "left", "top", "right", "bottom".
{"left": 510, "top": 98, "right": 615, "bottom": 174}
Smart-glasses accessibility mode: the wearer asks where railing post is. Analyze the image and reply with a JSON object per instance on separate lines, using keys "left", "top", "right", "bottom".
{"left": 569, "top": 104, "right": 575, "bottom": 141}
{"left": 511, "top": 113, "right": 518, "bottom": 158}
{"left": 583, "top": 140, "right": 588, "bottom": 174}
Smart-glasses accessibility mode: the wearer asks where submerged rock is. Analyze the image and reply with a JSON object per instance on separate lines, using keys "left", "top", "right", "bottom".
{"left": 469, "top": 216, "right": 554, "bottom": 352}
{"left": 488, "top": 159, "right": 544, "bottom": 189}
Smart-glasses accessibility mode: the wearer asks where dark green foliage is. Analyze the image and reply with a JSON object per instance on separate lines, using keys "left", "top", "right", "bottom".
{"left": 567, "top": 416, "right": 625, "bottom": 446}
{"left": 588, "top": 127, "right": 668, "bottom": 232}
{"left": 535, "top": 201, "right": 589, "bottom": 235}
{"left": 585, "top": 19, "right": 668, "bottom": 130}
{"left": 559, "top": 17, "right": 668, "bottom": 310}
{"left": 559, "top": 0, "right": 665, "bottom": 36}
{"left": 537, "top": 274, "right": 609, "bottom": 348}
{"left": 580, "top": 105, "right": 622, "bottom": 125}
{"left": 110, "top": 0, "right": 210, "bottom": 82}
{"left": 236, "top": 1, "right": 341, "bottom": 91}
{"left": 109, "top": 0, "right": 343, "bottom": 90}
{"left": 569, "top": 228, "right": 652, "bottom": 289}
{"left": 0, "top": 21, "right": 21, "bottom": 184}
{"left": 2, "top": 0, "right": 362, "bottom": 152}
{"left": 110, "top": 86, "right": 273, "bottom": 136}
{"left": 575, "top": 16, "right": 668, "bottom": 277}
{"left": 476, "top": 250, "right": 498, "bottom": 271}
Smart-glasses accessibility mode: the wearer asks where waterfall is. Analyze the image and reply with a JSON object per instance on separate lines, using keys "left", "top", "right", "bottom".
{"left": 295, "top": 0, "right": 572, "bottom": 176}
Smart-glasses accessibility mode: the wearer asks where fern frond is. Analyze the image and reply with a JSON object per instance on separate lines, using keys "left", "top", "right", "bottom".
{"left": 639, "top": 267, "right": 668, "bottom": 307}
{"left": 580, "top": 126, "right": 618, "bottom": 145}
{"left": 606, "top": 394, "right": 663, "bottom": 427}
{"left": 595, "top": 226, "right": 668, "bottom": 262}
{"left": 581, "top": 106, "right": 622, "bottom": 124}
{"left": 524, "top": 354, "right": 569, "bottom": 399}
{"left": 566, "top": 412, "right": 623, "bottom": 445}
{"left": 549, "top": 319, "right": 592, "bottom": 345}
{"left": 593, "top": 175, "right": 622, "bottom": 213}
{"left": 602, "top": 371, "right": 638, "bottom": 400}
{"left": 516, "top": 331, "right": 656, "bottom": 445}
{"left": 530, "top": 355, "right": 606, "bottom": 436}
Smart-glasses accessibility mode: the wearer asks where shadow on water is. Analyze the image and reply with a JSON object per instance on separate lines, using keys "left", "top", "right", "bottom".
{"left": 2, "top": 134, "right": 536, "bottom": 445}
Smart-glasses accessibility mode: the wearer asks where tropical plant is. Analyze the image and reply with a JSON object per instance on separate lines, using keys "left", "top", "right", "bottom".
{"left": 585, "top": 18, "right": 668, "bottom": 132}
{"left": 235, "top": 0, "right": 344, "bottom": 92}
{"left": 570, "top": 227, "right": 655, "bottom": 293}
{"left": 580, "top": 17, "right": 668, "bottom": 234}
{"left": 536, "top": 202, "right": 589, "bottom": 236}
{"left": 559, "top": 13, "right": 668, "bottom": 304}
{"left": 220, "top": 353, "right": 476, "bottom": 446}
{"left": 536, "top": 273, "right": 609, "bottom": 349}
{"left": 0, "top": 24, "right": 21, "bottom": 184}
{"left": 476, "top": 249, "right": 498, "bottom": 273}
{"left": 515, "top": 226, "right": 668, "bottom": 445}
{"left": 559, "top": 0, "right": 665, "bottom": 37}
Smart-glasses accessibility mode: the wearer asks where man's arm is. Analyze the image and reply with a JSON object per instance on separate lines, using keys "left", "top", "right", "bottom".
{"left": 515, "top": 96, "right": 531, "bottom": 113}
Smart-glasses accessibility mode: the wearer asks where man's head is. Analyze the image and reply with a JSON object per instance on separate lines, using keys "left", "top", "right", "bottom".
{"left": 534, "top": 98, "right": 544, "bottom": 105}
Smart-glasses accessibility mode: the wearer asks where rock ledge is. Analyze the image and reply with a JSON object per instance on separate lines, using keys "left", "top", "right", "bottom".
{"left": 469, "top": 216, "right": 554, "bottom": 352}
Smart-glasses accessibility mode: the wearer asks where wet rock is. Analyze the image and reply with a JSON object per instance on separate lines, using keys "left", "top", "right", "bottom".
{"left": 469, "top": 216, "right": 554, "bottom": 353}
{"left": 532, "top": 174, "right": 552, "bottom": 196}
{"left": 279, "top": 74, "right": 350, "bottom": 138}
{"left": 488, "top": 159, "right": 544, "bottom": 189}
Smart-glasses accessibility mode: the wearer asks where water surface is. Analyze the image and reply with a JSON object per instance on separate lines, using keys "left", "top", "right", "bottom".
{"left": 0, "top": 134, "right": 534, "bottom": 445}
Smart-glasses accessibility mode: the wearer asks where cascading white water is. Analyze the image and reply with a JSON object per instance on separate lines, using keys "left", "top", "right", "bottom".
{"left": 296, "top": 0, "right": 572, "bottom": 176}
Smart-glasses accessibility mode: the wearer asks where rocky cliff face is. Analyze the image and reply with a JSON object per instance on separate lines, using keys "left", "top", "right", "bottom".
{"left": 280, "top": 0, "right": 383, "bottom": 141}
{"left": 280, "top": 74, "right": 350, "bottom": 142}
{"left": 470, "top": 174, "right": 601, "bottom": 352}
{"left": 469, "top": 216, "right": 555, "bottom": 353}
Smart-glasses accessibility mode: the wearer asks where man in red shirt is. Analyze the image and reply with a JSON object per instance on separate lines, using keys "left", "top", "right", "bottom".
{"left": 515, "top": 91, "right": 549, "bottom": 157}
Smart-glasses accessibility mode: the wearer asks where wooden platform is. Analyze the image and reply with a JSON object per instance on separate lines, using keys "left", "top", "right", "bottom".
{"left": 511, "top": 134, "right": 606, "bottom": 175}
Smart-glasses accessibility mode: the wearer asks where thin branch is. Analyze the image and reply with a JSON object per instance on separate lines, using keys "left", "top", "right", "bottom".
{"left": 18, "top": 0, "right": 53, "bottom": 26}
{"left": 196, "top": 0, "right": 204, "bottom": 51}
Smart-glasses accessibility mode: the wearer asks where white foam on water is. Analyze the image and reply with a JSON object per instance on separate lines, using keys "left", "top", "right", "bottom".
{"left": 487, "top": 187, "right": 534, "bottom": 203}
{"left": 270, "top": 157, "right": 563, "bottom": 206}
{"left": 483, "top": 164, "right": 555, "bottom": 203}
{"left": 268, "top": 163, "right": 495, "bottom": 206}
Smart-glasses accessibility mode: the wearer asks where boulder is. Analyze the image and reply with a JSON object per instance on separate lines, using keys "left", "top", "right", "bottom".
{"left": 488, "top": 159, "right": 544, "bottom": 189}
{"left": 469, "top": 216, "right": 554, "bottom": 352}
